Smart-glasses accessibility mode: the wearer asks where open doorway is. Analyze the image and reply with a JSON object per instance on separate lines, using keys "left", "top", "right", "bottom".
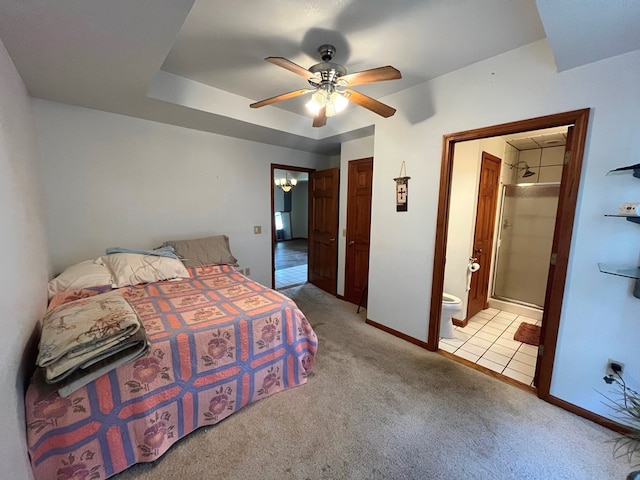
{"left": 271, "top": 165, "right": 313, "bottom": 289}
{"left": 438, "top": 126, "right": 568, "bottom": 388}
{"left": 427, "top": 109, "right": 590, "bottom": 403}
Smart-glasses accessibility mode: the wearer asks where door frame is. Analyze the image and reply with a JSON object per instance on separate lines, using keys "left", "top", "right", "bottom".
{"left": 426, "top": 108, "right": 590, "bottom": 402}
{"left": 270, "top": 163, "right": 315, "bottom": 289}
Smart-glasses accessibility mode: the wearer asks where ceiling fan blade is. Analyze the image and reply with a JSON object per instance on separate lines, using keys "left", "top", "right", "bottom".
{"left": 313, "top": 107, "right": 327, "bottom": 127}
{"left": 265, "top": 57, "right": 320, "bottom": 82}
{"left": 250, "top": 89, "right": 313, "bottom": 109}
{"left": 344, "top": 89, "right": 396, "bottom": 118}
{"left": 339, "top": 66, "right": 401, "bottom": 86}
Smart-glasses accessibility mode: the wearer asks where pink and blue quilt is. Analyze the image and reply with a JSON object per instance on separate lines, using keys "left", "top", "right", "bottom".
{"left": 25, "top": 264, "right": 317, "bottom": 480}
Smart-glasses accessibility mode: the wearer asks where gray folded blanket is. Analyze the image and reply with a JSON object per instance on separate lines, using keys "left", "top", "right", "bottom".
{"left": 56, "top": 327, "right": 149, "bottom": 397}
{"left": 32, "top": 327, "right": 150, "bottom": 397}
{"left": 36, "top": 290, "right": 149, "bottom": 394}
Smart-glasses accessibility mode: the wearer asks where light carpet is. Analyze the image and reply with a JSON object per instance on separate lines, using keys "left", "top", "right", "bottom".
{"left": 114, "top": 283, "right": 629, "bottom": 480}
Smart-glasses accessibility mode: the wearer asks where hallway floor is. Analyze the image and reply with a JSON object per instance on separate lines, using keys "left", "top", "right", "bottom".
{"left": 275, "top": 239, "right": 308, "bottom": 289}
{"left": 439, "top": 308, "right": 540, "bottom": 386}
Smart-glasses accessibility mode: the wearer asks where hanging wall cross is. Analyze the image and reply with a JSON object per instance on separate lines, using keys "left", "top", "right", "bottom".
{"left": 394, "top": 161, "right": 410, "bottom": 212}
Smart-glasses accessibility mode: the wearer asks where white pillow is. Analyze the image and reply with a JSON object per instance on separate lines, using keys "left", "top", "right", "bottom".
{"left": 99, "top": 253, "right": 190, "bottom": 288}
{"left": 47, "top": 260, "right": 113, "bottom": 300}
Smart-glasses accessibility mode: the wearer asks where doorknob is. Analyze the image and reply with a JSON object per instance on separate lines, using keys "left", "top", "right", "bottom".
{"left": 349, "top": 241, "right": 355, "bottom": 245}
{"left": 330, "top": 238, "right": 336, "bottom": 242}
{"left": 474, "top": 248, "right": 483, "bottom": 254}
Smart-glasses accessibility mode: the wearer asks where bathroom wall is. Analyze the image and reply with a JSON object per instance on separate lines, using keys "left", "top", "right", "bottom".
{"left": 515, "top": 145, "right": 565, "bottom": 184}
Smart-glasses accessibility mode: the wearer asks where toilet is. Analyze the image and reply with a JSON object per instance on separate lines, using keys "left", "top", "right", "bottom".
{"left": 440, "top": 293, "right": 462, "bottom": 339}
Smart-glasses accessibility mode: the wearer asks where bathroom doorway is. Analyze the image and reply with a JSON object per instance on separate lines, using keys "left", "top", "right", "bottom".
{"left": 428, "top": 109, "right": 590, "bottom": 402}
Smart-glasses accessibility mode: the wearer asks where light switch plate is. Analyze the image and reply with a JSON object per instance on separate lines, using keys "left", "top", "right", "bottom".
{"left": 253, "top": 226, "right": 262, "bottom": 234}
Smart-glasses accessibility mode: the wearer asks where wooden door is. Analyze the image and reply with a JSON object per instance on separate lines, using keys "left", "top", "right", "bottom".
{"left": 309, "top": 168, "right": 339, "bottom": 295}
{"left": 467, "top": 152, "right": 501, "bottom": 319}
{"left": 345, "top": 158, "right": 373, "bottom": 306}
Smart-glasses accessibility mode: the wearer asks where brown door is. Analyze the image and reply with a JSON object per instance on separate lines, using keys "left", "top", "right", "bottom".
{"left": 345, "top": 158, "right": 373, "bottom": 306}
{"left": 309, "top": 168, "right": 339, "bottom": 295}
{"left": 467, "top": 152, "right": 501, "bottom": 319}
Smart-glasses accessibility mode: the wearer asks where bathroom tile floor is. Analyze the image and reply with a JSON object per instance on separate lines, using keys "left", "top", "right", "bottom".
{"left": 439, "top": 308, "right": 541, "bottom": 386}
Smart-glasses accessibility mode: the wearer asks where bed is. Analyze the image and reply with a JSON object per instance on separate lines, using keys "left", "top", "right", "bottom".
{"left": 25, "top": 259, "right": 317, "bottom": 480}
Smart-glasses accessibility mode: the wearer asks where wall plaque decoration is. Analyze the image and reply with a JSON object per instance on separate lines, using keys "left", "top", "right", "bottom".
{"left": 394, "top": 161, "right": 410, "bottom": 212}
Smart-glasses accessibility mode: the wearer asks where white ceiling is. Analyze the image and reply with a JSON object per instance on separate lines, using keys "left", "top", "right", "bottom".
{"left": 0, "top": 0, "right": 638, "bottom": 155}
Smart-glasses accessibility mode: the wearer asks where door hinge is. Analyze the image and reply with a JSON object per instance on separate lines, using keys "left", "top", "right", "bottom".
{"left": 564, "top": 151, "right": 571, "bottom": 165}
{"left": 538, "top": 344, "right": 544, "bottom": 357}
{"left": 550, "top": 253, "right": 557, "bottom": 265}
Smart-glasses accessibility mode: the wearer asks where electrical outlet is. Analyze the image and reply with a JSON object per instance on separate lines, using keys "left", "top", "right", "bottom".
{"left": 606, "top": 359, "right": 624, "bottom": 376}
{"left": 245, "top": 268, "right": 250, "bottom": 276}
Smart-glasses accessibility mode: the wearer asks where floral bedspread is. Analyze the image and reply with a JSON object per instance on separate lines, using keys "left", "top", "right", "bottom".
{"left": 25, "top": 265, "right": 317, "bottom": 480}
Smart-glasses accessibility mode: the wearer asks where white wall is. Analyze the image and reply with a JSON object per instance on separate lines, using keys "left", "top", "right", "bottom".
{"left": 337, "top": 136, "right": 375, "bottom": 296}
{"left": 33, "top": 100, "right": 330, "bottom": 287}
{"left": 0, "top": 39, "right": 49, "bottom": 479}
{"left": 368, "top": 39, "right": 640, "bottom": 419}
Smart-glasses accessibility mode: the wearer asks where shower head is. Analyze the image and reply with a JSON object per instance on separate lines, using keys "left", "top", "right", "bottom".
{"left": 507, "top": 161, "right": 536, "bottom": 179}
{"left": 522, "top": 167, "right": 535, "bottom": 178}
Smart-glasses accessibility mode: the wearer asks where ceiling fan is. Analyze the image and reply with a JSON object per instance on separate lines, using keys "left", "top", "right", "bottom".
{"left": 250, "top": 44, "right": 402, "bottom": 127}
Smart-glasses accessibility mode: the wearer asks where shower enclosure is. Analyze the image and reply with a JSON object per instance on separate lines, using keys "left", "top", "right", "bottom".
{"left": 492, "top": 182, "right": 560, "bottom": 309}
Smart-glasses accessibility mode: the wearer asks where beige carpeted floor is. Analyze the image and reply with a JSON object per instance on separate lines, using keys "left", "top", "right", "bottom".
{"left": 114, "top": 283, "right": 630, "bottom": 480}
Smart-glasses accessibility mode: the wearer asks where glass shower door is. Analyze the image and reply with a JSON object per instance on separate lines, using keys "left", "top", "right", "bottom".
{"left": 492, "top": 183, "right": 560, "bottom": 308}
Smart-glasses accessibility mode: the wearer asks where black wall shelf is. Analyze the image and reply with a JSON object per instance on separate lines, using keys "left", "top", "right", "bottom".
{"left": 605, "top": 214, "right": 640, "bottom": 224}
{"left": 601, "top": 164, "right": 640, "bottom": 298}
{"left": 606, "top": 163, "right": 640, "bottom": 178}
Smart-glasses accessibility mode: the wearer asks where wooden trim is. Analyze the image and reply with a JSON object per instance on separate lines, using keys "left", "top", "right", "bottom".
{"left": 427, "top": 109, "right": 591, "bottom": 403}
{"left": 366, "top": 318, "right": 430, "bottom": 349}
{"left": 336, "top": 294, "right": 345, "bottom": 301}
{"left": 546, "top": 394, "right": 633, "bottom": 435}
{"left": 427, "top": 134, "right": 454, "bottom": 351}
{"left": 452, "top": 318, "right": 467, "bottom": 328}
{"left": 535, "top": 115, "right": 589, "bottom": 399}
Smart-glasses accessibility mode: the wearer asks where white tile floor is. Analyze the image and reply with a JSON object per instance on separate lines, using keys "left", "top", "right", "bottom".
{"left": 439, "top": 308, "right": 541, "bottom": 386}
{"left": 275, "top": 264, "right": 307, "bottom": 289}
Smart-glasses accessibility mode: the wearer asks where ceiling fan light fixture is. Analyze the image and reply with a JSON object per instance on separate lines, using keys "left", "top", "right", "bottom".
{"left": 305, "top": 89, "right": 348, "bottom": 117}
{"left": 305, "top": 90, "right": 327, "bottom": 115}
{"left": 327, "top": 91, "right": 348, "bottom": 116}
